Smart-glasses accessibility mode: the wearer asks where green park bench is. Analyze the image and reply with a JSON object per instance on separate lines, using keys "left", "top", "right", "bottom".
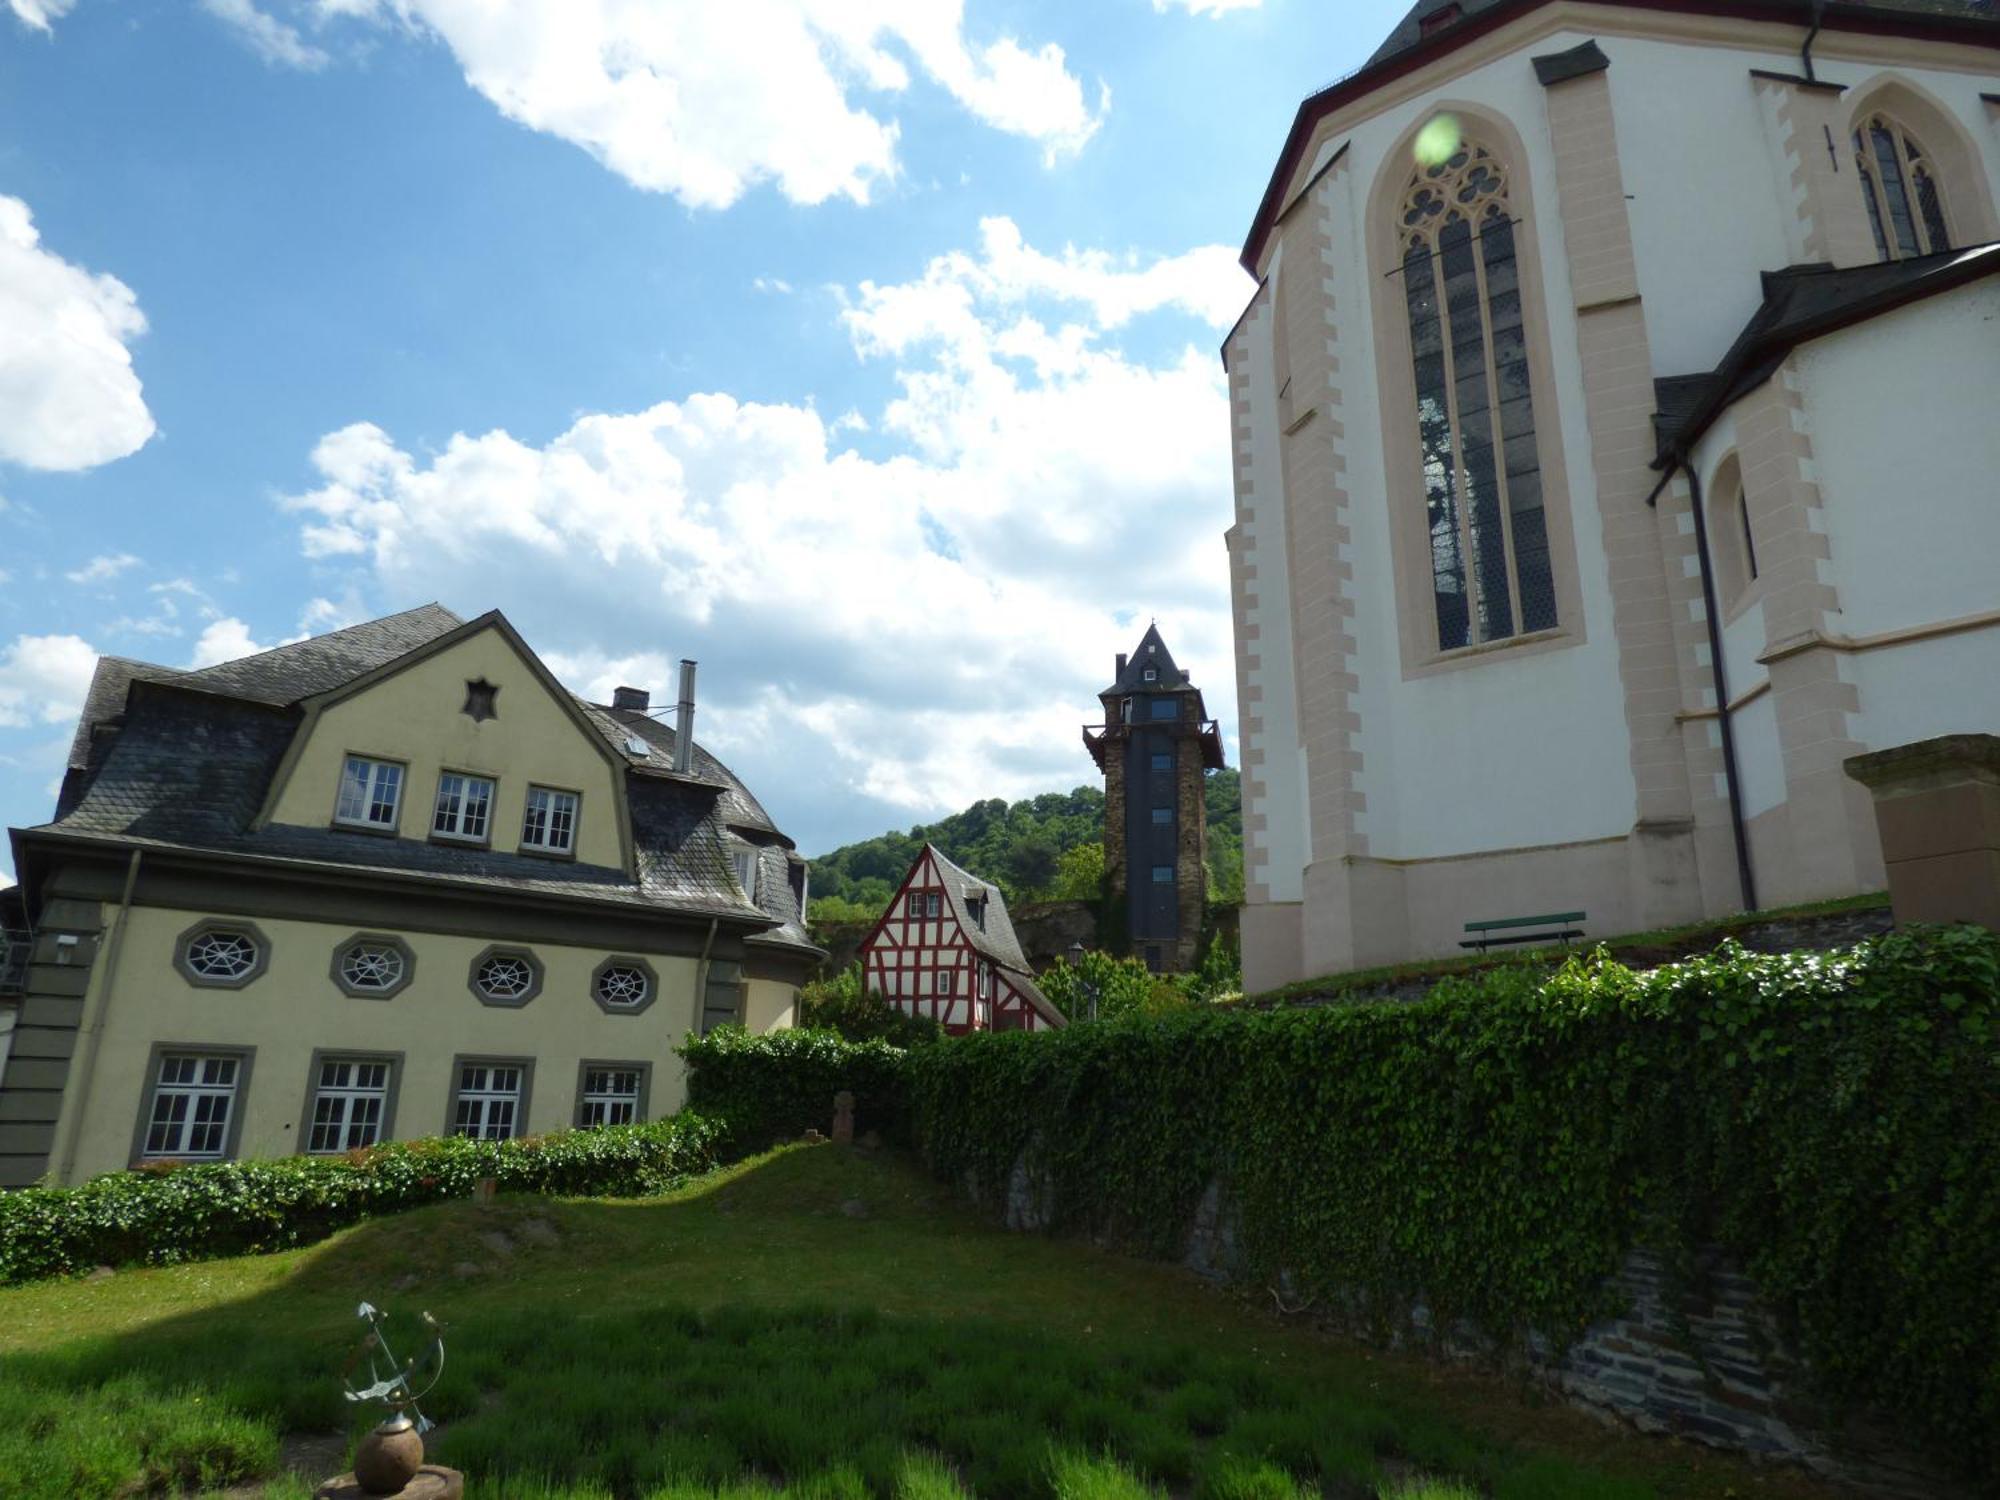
{"left": 1459, "top": 911, "right": 1586, "bottom": 953}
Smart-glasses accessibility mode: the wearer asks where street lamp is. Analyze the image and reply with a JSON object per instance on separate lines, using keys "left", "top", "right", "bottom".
{"left": 1065, "top": 941, "right": 1099, "bottom": 1023}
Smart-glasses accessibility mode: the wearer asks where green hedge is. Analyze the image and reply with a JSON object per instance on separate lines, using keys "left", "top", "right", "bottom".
{"left": 678, "top": 1026, "right": 913, "bottom": 1148}
{"left": 0, "top": 1111, "right": 728, "bottom": 1286}
{"left": 902, "top": 927, "right": 2000, "bottom": 1484}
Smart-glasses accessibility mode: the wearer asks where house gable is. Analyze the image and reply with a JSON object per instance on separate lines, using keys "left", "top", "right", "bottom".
{"left": 260, "top": 614, "right": 633, "bottom": 873}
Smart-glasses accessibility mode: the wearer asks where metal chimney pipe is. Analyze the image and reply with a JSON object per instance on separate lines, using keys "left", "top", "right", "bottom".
{"left": 674, "top": 660, "right": 697, "bottom": 774}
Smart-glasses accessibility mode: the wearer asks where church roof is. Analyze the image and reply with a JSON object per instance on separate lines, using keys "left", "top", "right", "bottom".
{"left": 1242, "top": 0, "right": 2000, "bottom": 274}
{"left": 1651, "top": 240, "right": 2000, "bottom": 464}
{"left": 1369, "top": 0, "right": 1992, "bottom": 70}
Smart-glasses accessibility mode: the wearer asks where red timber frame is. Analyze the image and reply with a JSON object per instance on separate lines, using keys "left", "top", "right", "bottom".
{"left": 855, "top": 847, "right": 1051, "bottom": 1035}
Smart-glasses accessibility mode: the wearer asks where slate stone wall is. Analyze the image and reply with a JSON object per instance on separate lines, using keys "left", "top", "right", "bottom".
{"left": 971, "top": 1150, "right": 1962, "bottom": 1498}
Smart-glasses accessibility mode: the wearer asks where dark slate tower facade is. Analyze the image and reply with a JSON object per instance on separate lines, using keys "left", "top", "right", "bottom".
{"left": 1084, "top": 626, "right": 1226, "bottom": 972}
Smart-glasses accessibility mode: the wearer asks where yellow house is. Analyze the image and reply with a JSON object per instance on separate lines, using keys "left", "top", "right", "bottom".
{"left": 0, "top": 605, "right": 821, "bottom": 1187}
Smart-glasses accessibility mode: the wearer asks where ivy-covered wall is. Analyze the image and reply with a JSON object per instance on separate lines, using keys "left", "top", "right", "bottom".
{"left": 685, "top": 929, "right": 2000, "bottom": 1487}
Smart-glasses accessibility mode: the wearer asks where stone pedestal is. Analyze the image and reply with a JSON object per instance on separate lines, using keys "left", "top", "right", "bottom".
{"left": 315, "top": 1466, "right": 463, "bottom": 1499}
{"left": 1844, "top": 735, "right": 2000, "bottom": 931}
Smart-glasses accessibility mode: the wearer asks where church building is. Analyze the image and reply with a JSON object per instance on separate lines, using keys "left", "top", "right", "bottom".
{"left": 1226, "top": 0, "right": 2000, "bottom": 990}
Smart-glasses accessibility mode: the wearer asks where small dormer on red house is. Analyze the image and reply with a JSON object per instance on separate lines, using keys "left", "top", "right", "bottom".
{"left": 858, "top": 845, "right": 1066, "bottom": 1034}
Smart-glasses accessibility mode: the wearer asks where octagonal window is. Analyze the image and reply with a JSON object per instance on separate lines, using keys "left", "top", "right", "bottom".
{"left": 174, "top": 921, "right": 270, "bottom": 990}
{"left": 331, "top": 934, "right": 415, "bottom": 1000}
{"left": 591, "top": 957, "right": 658, "bottom": 1015}
{"left": 469, "top": 946, "right": 543, "bottom": 1008}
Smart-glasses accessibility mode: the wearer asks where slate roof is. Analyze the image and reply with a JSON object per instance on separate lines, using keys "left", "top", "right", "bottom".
{"left": 925, "top": 845, "right": 1034, "bottom": 973}
{"left": 1105, "top": 624, "right": 1194, "bottom": 696}
{"left": 1368, "top": 0, "right": 1994, "bottom": 70}
{"left": 1652, "top": 241, "right": 2000, "bottom": 462}
{"left": 22, "top": 608, "right": 818, "bottom": 948}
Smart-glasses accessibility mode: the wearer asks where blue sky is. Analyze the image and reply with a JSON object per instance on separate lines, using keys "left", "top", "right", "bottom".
{"left": 0, "top": 0, "right": 1412, "bottom": 876}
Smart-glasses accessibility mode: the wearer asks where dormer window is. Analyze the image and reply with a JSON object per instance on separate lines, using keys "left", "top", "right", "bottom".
{"left": 335, "top": 755, "right": 403, "bottom": 831}
{"left": 433, "top": 772, "right": 495, "bottom": 843}
{"left": 521, "top": 785, "right": 578, "bottom": 855}
{"left": 1142, "top": 667, "right": 1158, "bottom": 682}
{"left": 732, "top": 847, "right": 759, "bottom": 903}
{"left": 1419, "top": 2, "right": 1462, "bottom": 38}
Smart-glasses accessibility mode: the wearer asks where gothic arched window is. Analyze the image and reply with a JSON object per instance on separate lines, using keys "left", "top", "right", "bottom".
{"left": 1399, "top": 142, "right": 1558, "bottom": 651}
{"left": 1854, "top": 114, "right": 1952, "bottom": 262}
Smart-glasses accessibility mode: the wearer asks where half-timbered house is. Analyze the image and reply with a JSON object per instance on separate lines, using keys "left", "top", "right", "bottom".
{"left": 858, "top": 845, "right": 1064, "bottom": 1034}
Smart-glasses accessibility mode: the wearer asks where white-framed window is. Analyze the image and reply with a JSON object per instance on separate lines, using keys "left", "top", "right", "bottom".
{"left": 579, "top": 1067, "right": 642, "bottom": 1128}
{"left": 731, "top": 847, "right": 759, "bottom": 902}
{"left": 1142, "top": 667, "right": 1158, "bottom": 682}
{"left": 433, "top": 773, "right": 496, "bottom": 842}
{"left": 474, "top": 951, "right": 538, "bottom": 1003}
{"left": 908, "top": 891, "right": 940, "bottom": 919}
{"left": 594, "top": 963, "right": 651, "bottom": 1009}
{"left": 143, "top": 1053, "right": 240, "bottom": 1160}
{"left": 338, "top": 939, "right": 406, "bottom": 995}
{"left": 978, "top": 963, "right": 992, "bottom": 999}
{"left": 521, "top": 786, "right": 579, "bottom": 853}
{"left": 452, "top": 1063, "right": 523, "bottom": 1140}
{"left": 185, "top": 929, "right": 258, "bottom": 982}
{"left": 308, "top": 1058, "right": 390, "bottom": 1153}
{"left": 335, "top": 755, "right": 404, "bottom": 830}
{"left": 935, "top": 969, "right": 955, "bottom": 995}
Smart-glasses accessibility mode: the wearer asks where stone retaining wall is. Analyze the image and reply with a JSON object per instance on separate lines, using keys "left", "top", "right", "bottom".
{"left": 979, "top": 1153, "right": 1958, "bottom": 1498}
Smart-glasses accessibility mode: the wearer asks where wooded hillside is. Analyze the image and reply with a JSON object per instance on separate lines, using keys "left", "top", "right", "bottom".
{"left": 807, "top": 769, "right": 1242, "bottom": 923}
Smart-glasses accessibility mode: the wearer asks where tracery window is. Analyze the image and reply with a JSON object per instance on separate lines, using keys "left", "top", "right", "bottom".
{"left": 338, "top": 940, "right": 406, "bottom": 995}
{"left": 593, "top": 961, "right": 651, "bottom": 1010}
{"left": 473, "top": 951, "right": 538, "bottom": 1004}
{"left": 1854, "top": 114, "right": 1952, "bottom": 262}
{"left": 1398, "top": 141, "right": 1557, "bottom": 651}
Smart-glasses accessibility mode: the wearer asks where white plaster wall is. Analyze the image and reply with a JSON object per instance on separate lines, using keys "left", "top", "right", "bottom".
{"left": 1731, "top": 690, "right": 1787, "bottom": 821}
{"left": 1322, "top": 38, "right": 1638, "bottom": 861}
{"left": 1234, "top": 277, "right": 1307, "bottom": 903}
{"left": 1846, "top": 631, "right": 2000, "bottom": 754}
{"left": 1602, "top": 36, "right": 2000, "bottom": 378}
{"left": 1796, "top": 280, "right": 2000, "bottom": 637}
{"left": 1601, "top": 33, "right": 1801, "bottom": 376}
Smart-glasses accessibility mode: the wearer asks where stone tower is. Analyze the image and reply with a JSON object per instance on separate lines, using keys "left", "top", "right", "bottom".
{"left": 1084, "top": 625, "right": 1226, "bottom": 972}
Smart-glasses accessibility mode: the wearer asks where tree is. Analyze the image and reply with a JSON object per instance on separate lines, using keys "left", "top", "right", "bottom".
{"left": 1051, "top": 841, "right": 1105, "bottom": 901}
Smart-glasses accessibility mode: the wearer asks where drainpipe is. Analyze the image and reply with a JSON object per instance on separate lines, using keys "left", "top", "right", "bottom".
{"left": 1801, "top": 0, "right": 1827, "bottom": 83}
{"left": 693, "top": 916, "right": 718, "bottom": 1037}
{"left": 51, "top": 848, "right": 141, "bottom": 1184}
{"left": 1678, "top": 464, "right": 1761, "bottom": 914}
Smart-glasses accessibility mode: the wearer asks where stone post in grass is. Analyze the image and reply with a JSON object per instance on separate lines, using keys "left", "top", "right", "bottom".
{"left": 832, "top": 1090, "right": 855, "bottom": 1145}
{"left": 1843, "top": 734, "right": 2000, "bottom": 931}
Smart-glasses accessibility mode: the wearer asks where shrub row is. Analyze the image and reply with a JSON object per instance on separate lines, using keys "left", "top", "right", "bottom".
{"left": 0, "top": 1110, "right": 729, "bottom": 1285}
{"left": 678, "top": 1026, "right": 913, "bottom": 1148}
{"left": 683, "top": 928, "right": 2000, "bottom": 1482}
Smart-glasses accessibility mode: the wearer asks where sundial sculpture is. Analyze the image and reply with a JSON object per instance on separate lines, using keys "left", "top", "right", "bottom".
{"left": 315, "top": 1301, "right": 463, "bottom": 1500}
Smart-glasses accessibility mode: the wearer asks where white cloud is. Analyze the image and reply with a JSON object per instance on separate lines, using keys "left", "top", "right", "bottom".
{"left": 281, "top": 222, "right": 1247, "bottom": 837}
{"left": 6, "top": 0, "right": 74, "bottom": 33}
{"left": 0, "top": 634, "right": 96, "bottom": 730}
{"left": 1152, "top": 0, "right": 1261, "bottom": 15}
{"left": 65, "top": 552, "right": 142, "bottom": 585}
{"left": 188, "top": 617, "right": 276, "bottom": 668}
{"left": 310, "top": 0, "right": 1102, "bottom": 208}
{"left": 202, "top": 0, "right": 330, "bottom": 68}
{"left": 0, "top": 195, "right": 155, "bottom": 472}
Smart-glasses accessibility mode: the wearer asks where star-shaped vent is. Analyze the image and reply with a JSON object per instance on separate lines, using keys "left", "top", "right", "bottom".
{"left": 462, "top": 678, "right": 499, "bottom": 722}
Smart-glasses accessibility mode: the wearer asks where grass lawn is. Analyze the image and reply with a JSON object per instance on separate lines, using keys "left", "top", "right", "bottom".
{"left": 0, "top": 1145, "right": 1839, "bottom": 1500}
